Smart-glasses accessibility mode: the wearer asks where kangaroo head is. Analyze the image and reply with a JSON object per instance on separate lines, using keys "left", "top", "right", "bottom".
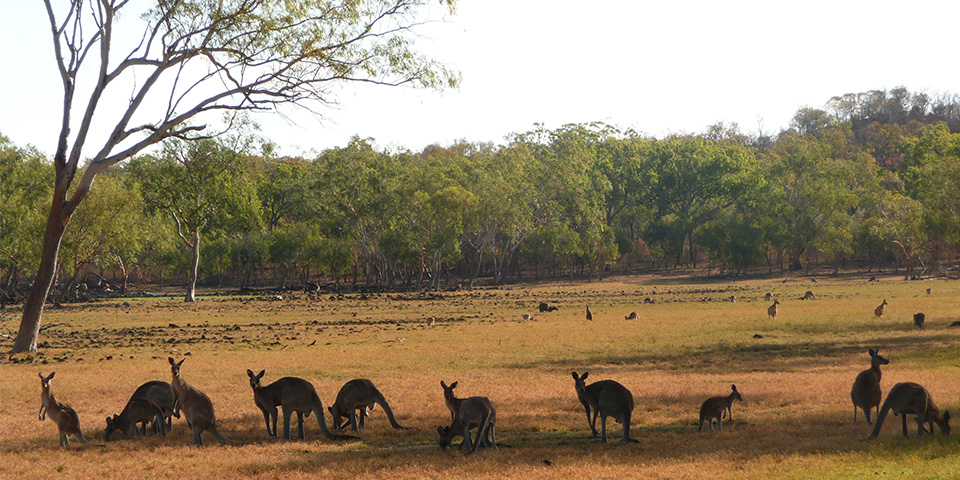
{"left": 437, "top": 426, "right": 452, "bottom": 449}
{"left": 105, "top": 414, "right": 122, "bottom": 439}
{"left": 39, "top": 371, "right": 55, "bottom": 391}
{"left": 731, "top": 384, "right": 743, "bottom": 402}
{"left": 247, "top": 369, "right": 265, "bottom": 389}
{"left": 938, "top": 411, "right": 951, "bottom": 435}
{"left": 168, "top": 357, "right": 185, "bottom": 378}
{"left": 572, "top": 371, "right": 588, "bottom": 392}
{"left": 440, "top": 381, "right": 458, "bottom": 398}
{"left": 868, "top": 349, "right": 889, "bottom": 366}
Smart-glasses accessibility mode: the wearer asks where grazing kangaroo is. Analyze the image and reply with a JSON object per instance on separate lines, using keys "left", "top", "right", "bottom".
{"left": 728, "top": 295, "right": 737, "bottom": 303}
{"left": 437, "top": 396, "right": 497, "bottom": 454}
{"left": 538, "top": 302, "right": 558, "bottom": 312}
{"left": 698, "top": 384, "right": 743, "bottom": 431}
{"left": 625, "top": 311, "right": 638, "bottom": 320}
{"left": 850, "top": 348, "right": 889, "bottom": 424}
{"left": 767, "top": 300, "right": 780, "bottom": 319}
{"left": 441, "top": 380, "right": 464, "bottom": 421}
{"left": 38, "top": 372, "right": 88, "bottom": 447}
{"left": 643, "top": 297, "right": 655, "bottom": 304}
{"left": 247, "top": 370, "right": 357, "bottom": 440}
{"left": 328, "top": 379, "right": 404, "bottom": 431}
{"left": 105, "top": 398, "right": 166, "bottom": 439}
{"left": 168, "top": 357, "right": 234, "bottom": 445}
{"left": 913, "top": 312, "right": 925, "bottom": 328}
{"left": 571, "top": 371, "right": 638, "bottom": 443}
{"left": 585, "top": 305, "right": 593, "bottom": 321}
{"left": 124, "top": 380, "right": 178, "bottom": 433}
{"left": 874, "top": 299, "right": 888, "bottom": 318}
{"left": 801, "top": 291, "right": 816, "bottom": 300}
{"left": 764, "top": 292, "right": 773, "bottom": 302}
{"left": 869, "top": 382, "right": 950, "bottom": 438}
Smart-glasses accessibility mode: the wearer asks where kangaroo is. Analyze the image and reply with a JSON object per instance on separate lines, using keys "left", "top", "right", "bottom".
{"left": 123, "top": 380, "right": 178, "bottom": 433}
{"left": 850, "top": 348, "right": 889, "bottom": 424}
{"left": 801, "top": 291, "right": 816, "bottom": 300}
{"left": 328, "top": 379, "right": 404, "bottom": 431}
{"left": 625, "top": 311, "right": 638, "bottom": 320}
{"left": 247, "top": 369, "right": 357, "bottom": 440}
{"left": 437, "top": 396, "right": 497, "bottom": 454}
{"left": 869, "top": 382, "right": 950, "bottom": 438}
{"left": 913, "top": 312, "right": 925, "bottom": 328}
{"left": 441, "top": 380, "right": 464, "bottom": 421}
{"left": 571, "top": 371, "right": 638, "bottom": 443}
{"left": 728, "top": 295, "right": 737, "bottom": 303}
{"left": 698, "top": 384, "right": 744, "bottom": 431}
{"left": 767, "top": 300, "right": 780, "bottom": 319}
{"left": 538, "top": 302, "right": 558, "bottom": 312}
{"left": 168, "top": 357, "right": 235, "bottom": 446}
{"left": 38, "top": 372, "right": 88, "bottom": 447}
{"left": 874, "top": 299, "right": 888, "bottom": 318}
{"left": 105, "top": 398, "right": 166, "bottom": 439}
{"left": 585, "top": 305, "right": 593, "bottom": 321}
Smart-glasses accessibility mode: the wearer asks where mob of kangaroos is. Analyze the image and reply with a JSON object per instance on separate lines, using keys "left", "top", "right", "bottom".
{"left": 247, "top": 369, "right": 357, "bottom": 441}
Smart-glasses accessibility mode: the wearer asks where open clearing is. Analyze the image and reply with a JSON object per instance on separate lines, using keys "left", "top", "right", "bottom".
{"left": 2, "top": 274, "right": 960, "bottom": 479}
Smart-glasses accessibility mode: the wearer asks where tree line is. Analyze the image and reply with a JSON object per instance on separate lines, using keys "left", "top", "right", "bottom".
{"left": 3, "top": 87, "right": 960, "bottom": 300}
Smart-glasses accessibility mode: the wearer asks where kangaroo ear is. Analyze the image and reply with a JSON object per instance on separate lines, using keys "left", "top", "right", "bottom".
{"left": 177, "top": 359, "right": 185, "bottom": 367}
{"left": 440, "top": 381, "right": 447, "bottom": 389}
{"left": 257, "top": 370, "right": 265, "bottom": 379}
{"left": 247, "top": 369, "right": 254, "bottom": 378}
{"left": 582, "top": 372, "right": 589, "bottom": 380}
{"left": 49, "top": 372, "right": 56, "bottom": 379}
{"left": 168, "top": 357, "right": 175, "bottom": 365}
{"left": 39, "top": 372, "right": 44, "bottom": 380}
{"left": 868, "top": 348, "right": 876, "bottom": 356}
{"left": 571, "top": 372, "right": 578, "bottom": 380}
{"left": 450, "top": 381, "right": 458, "bottom": 389}
{"left": 731, "top": 384, "right": 737, "bottom": 391}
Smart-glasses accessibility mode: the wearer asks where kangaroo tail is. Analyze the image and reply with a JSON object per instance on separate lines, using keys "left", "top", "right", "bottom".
{"left": 312, "top": 403, "right": 359, "bottom": 440}
{"left": 209, "top": 425, "right": 242, "bottom": 445}
{"left": 869, "top": 399, "right": 893, "bottom": 439}
{"left": 377, "top": 399, "right": 405, "bottom": 429}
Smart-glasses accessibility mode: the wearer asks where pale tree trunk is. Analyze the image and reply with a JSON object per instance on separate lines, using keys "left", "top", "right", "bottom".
{"left": 185, "top": 230, "right": 200, "bottom": 302}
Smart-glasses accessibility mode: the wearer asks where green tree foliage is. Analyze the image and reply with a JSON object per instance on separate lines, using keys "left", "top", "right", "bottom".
{"left": 129, "top": 138, "right": 262, "bottom": 301}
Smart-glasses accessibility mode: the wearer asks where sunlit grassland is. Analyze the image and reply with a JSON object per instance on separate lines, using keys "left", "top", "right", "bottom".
{"left": 2, "top": 274, "right": 959, "bottom": 479}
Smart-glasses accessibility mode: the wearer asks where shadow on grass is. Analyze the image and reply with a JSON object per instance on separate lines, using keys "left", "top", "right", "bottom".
{"left": 511, "top": 332, "right": 960, "bottom": 374}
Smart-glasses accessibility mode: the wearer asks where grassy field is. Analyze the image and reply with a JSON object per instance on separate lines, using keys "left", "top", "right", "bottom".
{"left": 2, "top": 273, "right": 960, "bottom": 479}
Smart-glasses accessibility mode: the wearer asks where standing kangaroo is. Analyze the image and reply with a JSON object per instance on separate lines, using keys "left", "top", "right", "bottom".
{"left": 571, "top": 371, "right": 638, "bottom": 443}
{"left": 767, "top": 300, "right": 780, "bottom": 319}
{"left": 105, "top": 398, "right": 166, "bottom": 439}
{"left": 437, "top": 396, "right": 497, "bottom": 454}
{"left": 168, "top": 357, "right": 234, "bottom": 445}
{"left": 698, "top": 384, "right": 744, "bottom": 431}
{"left": 850, "top": 348, "right": 889, "bottom": 424}
{"left": 328, "top": 379, "right": 404, "bottom": 431}
{"left": 874, "top": 299, "right": 888, "bottom": 318}
{"left": 441, "top": 380, "right": 464, "bottom": 421}
{"left": 585, "top": 305, "right": 593, "bottom": 321}
{"left": 38, "top": 372, "right": 88, "bottom": 447}
{"left": 868, "top": 382, "right": 950, "bottom": 438}
{"left": 247, "top": 369, "right": 357, "bottom": 440}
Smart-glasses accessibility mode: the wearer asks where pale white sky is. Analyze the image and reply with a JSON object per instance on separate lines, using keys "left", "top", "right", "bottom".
{"left": 2, "top": 1, "right": 959, "bottom": 157}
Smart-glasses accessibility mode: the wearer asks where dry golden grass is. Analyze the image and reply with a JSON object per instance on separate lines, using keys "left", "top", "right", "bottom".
{"left": 2, "top": 273, "right": 960, "bottom": 479}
